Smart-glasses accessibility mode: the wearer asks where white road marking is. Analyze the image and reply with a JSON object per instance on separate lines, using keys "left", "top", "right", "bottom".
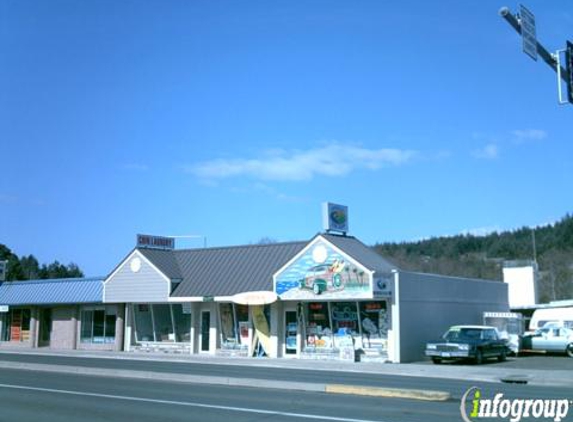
{"left": 0, "top": 383, "right": 390, "bottom": 422}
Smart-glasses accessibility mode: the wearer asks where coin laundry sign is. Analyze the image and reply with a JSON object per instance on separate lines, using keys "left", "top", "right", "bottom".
{"left": 136, "top": 234, "right": 175, "bottom": 250}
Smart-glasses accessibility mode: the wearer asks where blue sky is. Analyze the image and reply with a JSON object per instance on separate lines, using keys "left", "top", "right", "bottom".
{"left": 1, "top": 0, "right": 571, "bottom": 277}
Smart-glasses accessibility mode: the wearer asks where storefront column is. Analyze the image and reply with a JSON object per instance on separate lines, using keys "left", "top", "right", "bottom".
{"left": 71, "top": 307, "right": 79, "bottom": 350}
{"left": 191, "top": 306, "right": 200, "bottom": 354}
{"left": 269, "top": 303, "right": 279, "bottom": 358}
{"left": 123, "top": 304, "right": 131, "bottom": 352}
{"left": 247, "top": 308, "right": 254, "bottom": 357}
{"left": 388, "top": 270, "right": 401, "bottom": 363}
{"left": 31, "top": 308, "right": 40, "bottom": 348}
{"left": 187, "top": 304, "right": 195, "bottom": 354}
{"left": 116, "top": 305, "right": 125, "bottom": 352}
{"left": 208, "top": 304, "right": 217, "bottom": 354}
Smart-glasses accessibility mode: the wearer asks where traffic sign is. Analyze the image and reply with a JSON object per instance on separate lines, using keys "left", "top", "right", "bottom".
{"left": 520, "top": 4, "right": 537, "bottom": 61}
{"left": 566, "top": 41, "right": 573, "bottom": 103}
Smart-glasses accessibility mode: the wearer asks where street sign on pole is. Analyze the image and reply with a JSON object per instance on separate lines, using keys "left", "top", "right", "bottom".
{"left": 500, "top": 6, "right": 571, "bottom": 105}
{"left": 520, "top": 4, "right": 537, "bottom": 61}
{"left": 566, "top": 41, "right": 573, "bottom": 103}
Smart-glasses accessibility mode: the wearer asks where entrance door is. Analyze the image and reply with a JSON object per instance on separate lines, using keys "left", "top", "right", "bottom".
{"left": 201, "top": 311, "right": 210, "bottom": 352}
{"left": 39, "top": 309, "right": 52, "bottom": 347}
{"left": 284, "top": 310, "right": 298, "bottom": 356}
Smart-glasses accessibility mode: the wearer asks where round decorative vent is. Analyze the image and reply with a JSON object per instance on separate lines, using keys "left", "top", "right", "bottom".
{"left": 312, "top": 245, "right": 328, "bottom": 263}
{"left": 130, "top": 257, "right": 142, "bottom": 273}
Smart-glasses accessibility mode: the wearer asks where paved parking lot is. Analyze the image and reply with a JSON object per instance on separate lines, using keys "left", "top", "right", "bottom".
{"left": 417, "top": 352, "right": 573, "bottom": 371}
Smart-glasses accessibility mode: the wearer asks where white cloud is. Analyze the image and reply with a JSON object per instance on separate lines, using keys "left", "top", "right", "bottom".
{"left": 472, "top": 143, "right": 499, "bottom": 160}
{"left": 186, "top": 143, "right": 417, "bottom": 182}
{"left": 511, "top": 129, "right": 547, "bottom": 144}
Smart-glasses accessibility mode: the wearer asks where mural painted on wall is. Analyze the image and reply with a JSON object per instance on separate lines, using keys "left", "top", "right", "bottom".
{"left": 274, "top": 240, "right": 372, "bottom": 300}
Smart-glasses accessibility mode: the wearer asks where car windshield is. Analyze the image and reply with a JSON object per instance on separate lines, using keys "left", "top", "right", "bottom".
{"left": 443, "top": 328, "right": 482, "bottom": 341}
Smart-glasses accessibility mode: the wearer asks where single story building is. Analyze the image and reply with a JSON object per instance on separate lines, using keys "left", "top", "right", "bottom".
{"left": 0, "top": 221, "right": 509, "bottom": 362}
{"left": 101, "top": 232, "right": 509, "bottom": 362}
{"left": 0, "top": 277, "right": 123, "bottom": 351}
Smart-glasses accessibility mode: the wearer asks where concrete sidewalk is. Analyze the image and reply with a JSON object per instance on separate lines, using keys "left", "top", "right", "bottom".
{"left": 0, "top": 348, "right": 571, "bottom": 389}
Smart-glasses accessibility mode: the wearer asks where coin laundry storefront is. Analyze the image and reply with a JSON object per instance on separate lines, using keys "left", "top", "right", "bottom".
{"left": 103, "top": 238, "right": 306, "bottom": 356}
{"left": 103, "top": 233, "right": 400, "bottom": 361}
{"left": 102, "top": 230, "right": 510, "bottom": 362}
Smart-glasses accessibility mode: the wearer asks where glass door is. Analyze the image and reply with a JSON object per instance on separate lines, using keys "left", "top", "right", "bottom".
{"left": 284, "top": 310, "right": 298, "bottom": 356}
{"left": 39, "top": 308, "right": 52, "bottom": 347}
{"left": 201, "top": 311, "right": 210, "bottom": 352}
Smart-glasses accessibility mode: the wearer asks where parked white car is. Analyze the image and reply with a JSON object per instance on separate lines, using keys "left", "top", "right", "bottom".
{"left": 521, "top": 324, "right": 573, "bottom": 358}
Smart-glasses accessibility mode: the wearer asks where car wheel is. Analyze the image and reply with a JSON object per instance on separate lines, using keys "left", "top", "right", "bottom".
{"left": 313, "top": 283, "right": 321, "bottom": 295}
{"left": 498, "top": 349, "right": 507, "bottom": 362}
{"left": 431, "top": 357, "right": 442, "bottom": 364}
{"left": 475, "top": 349, "right": 483, "bottom": 365}
{"left": 566, "top": 344, "right": 573, "bottom": 358}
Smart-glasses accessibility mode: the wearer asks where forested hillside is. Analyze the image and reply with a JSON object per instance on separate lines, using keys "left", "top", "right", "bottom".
{"left": 374, "top": 214, "right": 573, "bottom": 303}
{"left": 0, "top": 244, "right": 83, "bottom": 281}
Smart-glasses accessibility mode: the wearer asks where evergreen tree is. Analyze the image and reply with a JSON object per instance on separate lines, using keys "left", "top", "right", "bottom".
{"left": 374, "top": 214, "right": 573, "bottom": 302}
{"left": 0, "top": 244, "right": 84, "bottom": 281}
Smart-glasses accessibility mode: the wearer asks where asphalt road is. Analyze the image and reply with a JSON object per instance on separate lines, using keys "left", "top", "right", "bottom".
{"left": 0, "top": 368, "right": 463, "bottom": 422}
{"left": 0, "top": 352, "right": 572, "bottom": 421}
{"left": 1, "top": 352, "right": 571, "bottom": 399}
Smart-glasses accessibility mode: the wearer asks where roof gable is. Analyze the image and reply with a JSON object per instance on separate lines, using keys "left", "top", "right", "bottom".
{"left": 273, "top": 235, "right": 376, "bottom": 300}
{"left": 103, "top": 250, "right": 171, "bottom": 303}
{"left": 321, "top": 233, "right": 398, "bottom": 274}
{"left": 137, "top": 248, "right": 182, "bottom": 280}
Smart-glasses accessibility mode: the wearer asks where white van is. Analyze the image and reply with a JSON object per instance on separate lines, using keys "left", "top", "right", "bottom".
{"left": 529, "top": 307, "right": 573, "bottom": 331}
{"left": 483, "top": 312, "right": 524, "bottom": 354}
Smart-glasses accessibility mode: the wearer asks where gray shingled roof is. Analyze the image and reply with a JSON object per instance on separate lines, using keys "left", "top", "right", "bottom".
{"left": 321, "top": 233, "right": 398, "bottom": 274}
{"left": 136, "top": 234, "right": 397, "bottom": 298}
{"left": 171, "top": 241, "right": 307, "bottom": 297}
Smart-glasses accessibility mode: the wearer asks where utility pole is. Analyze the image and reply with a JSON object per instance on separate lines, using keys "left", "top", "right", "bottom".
{"left": 499, "top": 5, "right": 573, "bottom": 105}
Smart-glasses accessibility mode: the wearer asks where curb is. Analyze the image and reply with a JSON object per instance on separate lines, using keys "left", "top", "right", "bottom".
{"left": 325, "top": 384, "right": 451, "bottom": 401}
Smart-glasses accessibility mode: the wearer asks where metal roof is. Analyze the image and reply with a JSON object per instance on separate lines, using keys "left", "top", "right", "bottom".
{"left": 138, "top": 248, "right": 183, "bottom": 280}
{"left": 321, "top": 233, "right": 398, "bottom": 274}
{"left": 0, "top": 277, "right": 104, "bottom": 306}
{"left": 172, "top": 241, "right": 307, "bottom": 297}
{"left": 132, "top": 234, "right": 398, "bottom": 299}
